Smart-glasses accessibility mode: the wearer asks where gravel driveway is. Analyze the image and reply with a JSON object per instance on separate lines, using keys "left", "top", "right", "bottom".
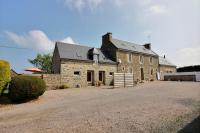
{"left": 0, "top": 81, "right": 200, "bottom": 133}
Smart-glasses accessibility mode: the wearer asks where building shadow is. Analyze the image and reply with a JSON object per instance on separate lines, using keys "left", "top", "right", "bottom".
{"left": 178, "top": 115, "right": 200, "bottom": 133}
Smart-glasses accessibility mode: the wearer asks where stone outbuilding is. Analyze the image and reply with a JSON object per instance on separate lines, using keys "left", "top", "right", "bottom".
{"left": 159, "top": 56, "right": 176, "bottom": 80}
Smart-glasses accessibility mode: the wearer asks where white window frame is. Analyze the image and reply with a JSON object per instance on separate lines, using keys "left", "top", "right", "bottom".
{"left": 129, "top": 67, "right": 133, "bottom": 73}
{"left": 127, "top": 53, "right": 132, "bottom": 62}
{"left": 150, "top": 57, "right": 153, "bottom": 64}
{"left": 139, "top": 55, "right": 143, "bottom": 64}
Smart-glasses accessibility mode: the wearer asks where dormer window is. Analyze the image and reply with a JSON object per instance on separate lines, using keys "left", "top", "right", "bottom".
{"left": 88, "top": 48, "right": 99, "bottom": 64}
{"left": 93, "top": 54, "right": 99, "bottom": 64}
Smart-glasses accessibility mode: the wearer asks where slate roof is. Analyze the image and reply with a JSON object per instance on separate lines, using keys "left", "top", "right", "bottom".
{"left": 159, "top": 56, "right": 176, "bottom": 67}
{"left": 111, "top": 38, "right": 158, "bottom": 56}
{"left": 56, "top": 42, "right": 116, "bottom": 64}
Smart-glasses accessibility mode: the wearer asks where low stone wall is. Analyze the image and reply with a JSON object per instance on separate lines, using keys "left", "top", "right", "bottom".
{"left": 42, "top": 74, "right": 61, "bottom": 90}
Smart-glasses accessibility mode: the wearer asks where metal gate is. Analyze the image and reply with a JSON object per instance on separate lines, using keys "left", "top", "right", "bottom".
{"left": 114, "top": 73, "right": 134, "bottom": 88}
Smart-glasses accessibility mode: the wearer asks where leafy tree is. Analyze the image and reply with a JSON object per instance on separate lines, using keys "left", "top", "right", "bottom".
{"left": 28, "top": 53, "right": 52, "bottom": 73}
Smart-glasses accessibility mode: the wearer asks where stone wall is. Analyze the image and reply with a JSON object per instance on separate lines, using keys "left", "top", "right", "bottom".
{"left": 159, "top": 65, "right": 176, "bottom": 80}
{"left": 60, "top": 60, "right": 117, "bottom": 88}
{"left": 116, "top": 50, "right": 159, "bottom": 81}
{"left": 42, "top": 74, "right": 61, "bottom": 90}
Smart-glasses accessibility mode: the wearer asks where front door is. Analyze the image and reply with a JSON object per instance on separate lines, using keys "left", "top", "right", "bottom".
{"left": 99, "top": 71, "right": 105, "bottom": 84}
{"left": 141, "top": 68, "right": 144, "bottom": 80}
{"left": 87, "top": 70, "right": 94, "bottom": 85}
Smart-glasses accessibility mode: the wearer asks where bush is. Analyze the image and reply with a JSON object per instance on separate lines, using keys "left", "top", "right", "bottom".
{"left": 0, "top": 60, "right": 10, "bottom": 95}
{"left": 9, "top": 75, "right": 46, "bottom": 102}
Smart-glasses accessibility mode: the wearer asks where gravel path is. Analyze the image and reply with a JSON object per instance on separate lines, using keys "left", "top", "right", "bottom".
{"left": 0, "top": 81, "right": 200, "bottom": 133}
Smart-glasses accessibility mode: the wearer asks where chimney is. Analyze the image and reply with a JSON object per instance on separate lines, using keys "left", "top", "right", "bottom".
{"left": 102, "top": 32, "right": 112, "bottom": 45}
{"left": 144, "top": 43, "right": 151, "bottom": 50}
{"left": 164, "top": 55, "right": 165, "bottom": 59}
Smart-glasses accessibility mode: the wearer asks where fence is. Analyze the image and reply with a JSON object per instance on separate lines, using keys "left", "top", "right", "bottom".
{"left": 114, "top": 73, "right": 134, "bottom": 88}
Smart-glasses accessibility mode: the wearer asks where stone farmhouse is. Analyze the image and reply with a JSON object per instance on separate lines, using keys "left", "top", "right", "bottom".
{"left": 52, "top": 32, "right": 176, "bottom": 88}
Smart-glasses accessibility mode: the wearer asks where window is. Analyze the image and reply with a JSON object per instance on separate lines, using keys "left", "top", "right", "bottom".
{"left": 109, "top": 72, "right": 114, "bottom": 76}
{"left": 129, "top": 68, "right": 133, "bottom": 73}
{"left": 139, "top": 56, "right": 143, "bottom": 63}
{"left": 74, "top": 71, "right": 80, "bottom": 75}
{"left": 127, "top": 53, "right": 132, "bottom": 62}
{"left": 122, "top": 67, "right": 125, "bottom": 71}
{"left": 151, "top": 69, "right": 153, "bottom": 75}
{"left": 150, "top": 57, "right": 153, "bottom": 64}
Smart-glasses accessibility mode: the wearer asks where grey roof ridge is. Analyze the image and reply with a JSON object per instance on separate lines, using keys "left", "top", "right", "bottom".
{"left": 111, "top": 38, "right": 140, "bottom": 46}
{"left": 111, "top": 38, "right": 158, "bottom": 55}
{"left": 55, "top": 41, "right": 98, "bottom": 49}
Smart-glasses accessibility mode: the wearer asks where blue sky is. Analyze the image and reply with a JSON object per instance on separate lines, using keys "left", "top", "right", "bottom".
{"left": 0, "top": 0, "right": 200, "bottom": 73}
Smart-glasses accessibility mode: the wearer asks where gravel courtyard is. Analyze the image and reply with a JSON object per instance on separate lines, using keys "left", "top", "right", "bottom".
{"left": 0, "top": 81, "right": 200, "bottom": 133}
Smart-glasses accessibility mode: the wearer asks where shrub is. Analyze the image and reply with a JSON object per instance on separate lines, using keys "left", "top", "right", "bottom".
{"left": 59, "top": 84, "right": 69, "bottom": 89}
{"left": 9, "top": 75, "right": 46, "bottom": 102}
{"left": 0, "top": 60, "right": 10, "bottom": 95}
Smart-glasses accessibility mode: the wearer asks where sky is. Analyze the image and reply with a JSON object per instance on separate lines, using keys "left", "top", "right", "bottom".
{"left": 0, "top": 0, "right": 200, "bottom": 73}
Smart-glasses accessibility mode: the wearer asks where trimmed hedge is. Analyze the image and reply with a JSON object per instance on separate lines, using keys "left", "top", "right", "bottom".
{"left": 9, "top": 75, "right": 46, "bottom": 102}
{"left": 0, "top": 60, "right": 10, "bottom": 95}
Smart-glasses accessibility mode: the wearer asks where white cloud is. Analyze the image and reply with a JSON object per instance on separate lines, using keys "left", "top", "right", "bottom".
{"left": 149, "top": 5, "right": 168, "bottom": 15}
{"left": 175, "top": 46, "right": 200, "bottom": 67}
{"left": 5, "top": 30, "right": 75, "bottom": 52}
{"left": 62, "top": 37, "right": 75, "bottom": 44}
{"left": 64, "top": 0, "right": 103, "bottom": 11}
{"left": 63, "top": 0, "right": 127, "bottom": 11}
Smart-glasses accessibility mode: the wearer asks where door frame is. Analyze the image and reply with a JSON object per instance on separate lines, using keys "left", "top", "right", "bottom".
{"left": 87, "top": 70, "right": 94, "bottom": 85}
{"left": 140, "top": 68, "right": 144, "bottom": 80}
{"left": 99, "top": 71, "right": 105, "bottom": 84}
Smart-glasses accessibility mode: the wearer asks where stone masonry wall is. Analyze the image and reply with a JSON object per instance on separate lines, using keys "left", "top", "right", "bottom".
{"left": 60, "top": 60, "right": 117, "bottom": 88}
{"left": 42, "top": 74, "right": 61, "bottom": 90}
{"left": 159, "top": 65, "right": 176, "bottom": 80}
{"left": 116, "top": 50, "right": 159, "bottom": 81}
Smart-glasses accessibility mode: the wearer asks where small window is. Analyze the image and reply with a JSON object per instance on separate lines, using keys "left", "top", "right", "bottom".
{"left": 139, "top": 56, "right": 143, "bottom": 63}
{"left": 150, "top": 57, "right": 153, "bottom": 64}
{"left": 74, "top": 71, "right": 80, "bottom": 75}
{"left": 109, "top": 72, "right": 114, "bottom": 76}
{"left": 151, "top": 69, "right": 153, "bottom": 75}
{"left": 127, "top": 53, "right": 132, "bottom": 62}
{"left": 129, "top": 68, "right": 133, "bottom": 73}
{"left": 122, "top": 67, "right": 125, "bottom": 71}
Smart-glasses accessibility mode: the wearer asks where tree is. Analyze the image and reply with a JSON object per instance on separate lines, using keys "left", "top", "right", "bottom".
{"left": 28, "top": 53, "right": 52, "bottom": 73}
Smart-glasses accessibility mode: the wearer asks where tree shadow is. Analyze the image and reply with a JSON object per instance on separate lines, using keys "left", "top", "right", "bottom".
{"left": 178, "top": 115, "right": 200, "bottom": 133}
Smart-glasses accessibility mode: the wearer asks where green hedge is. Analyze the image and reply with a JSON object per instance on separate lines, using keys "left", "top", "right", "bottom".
{"left": 0, "top": 60, "right": 10, "bottom": 95}
{"left": 9, "top": 75, "right": 46, "bottom": 102}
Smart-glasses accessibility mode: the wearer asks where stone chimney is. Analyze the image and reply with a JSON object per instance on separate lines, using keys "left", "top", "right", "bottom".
{"left": 102, "top": 32, "right": 112, "bottom": 44}
{"left": 144, "top": 43, "right": 151, "bottom": 50}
